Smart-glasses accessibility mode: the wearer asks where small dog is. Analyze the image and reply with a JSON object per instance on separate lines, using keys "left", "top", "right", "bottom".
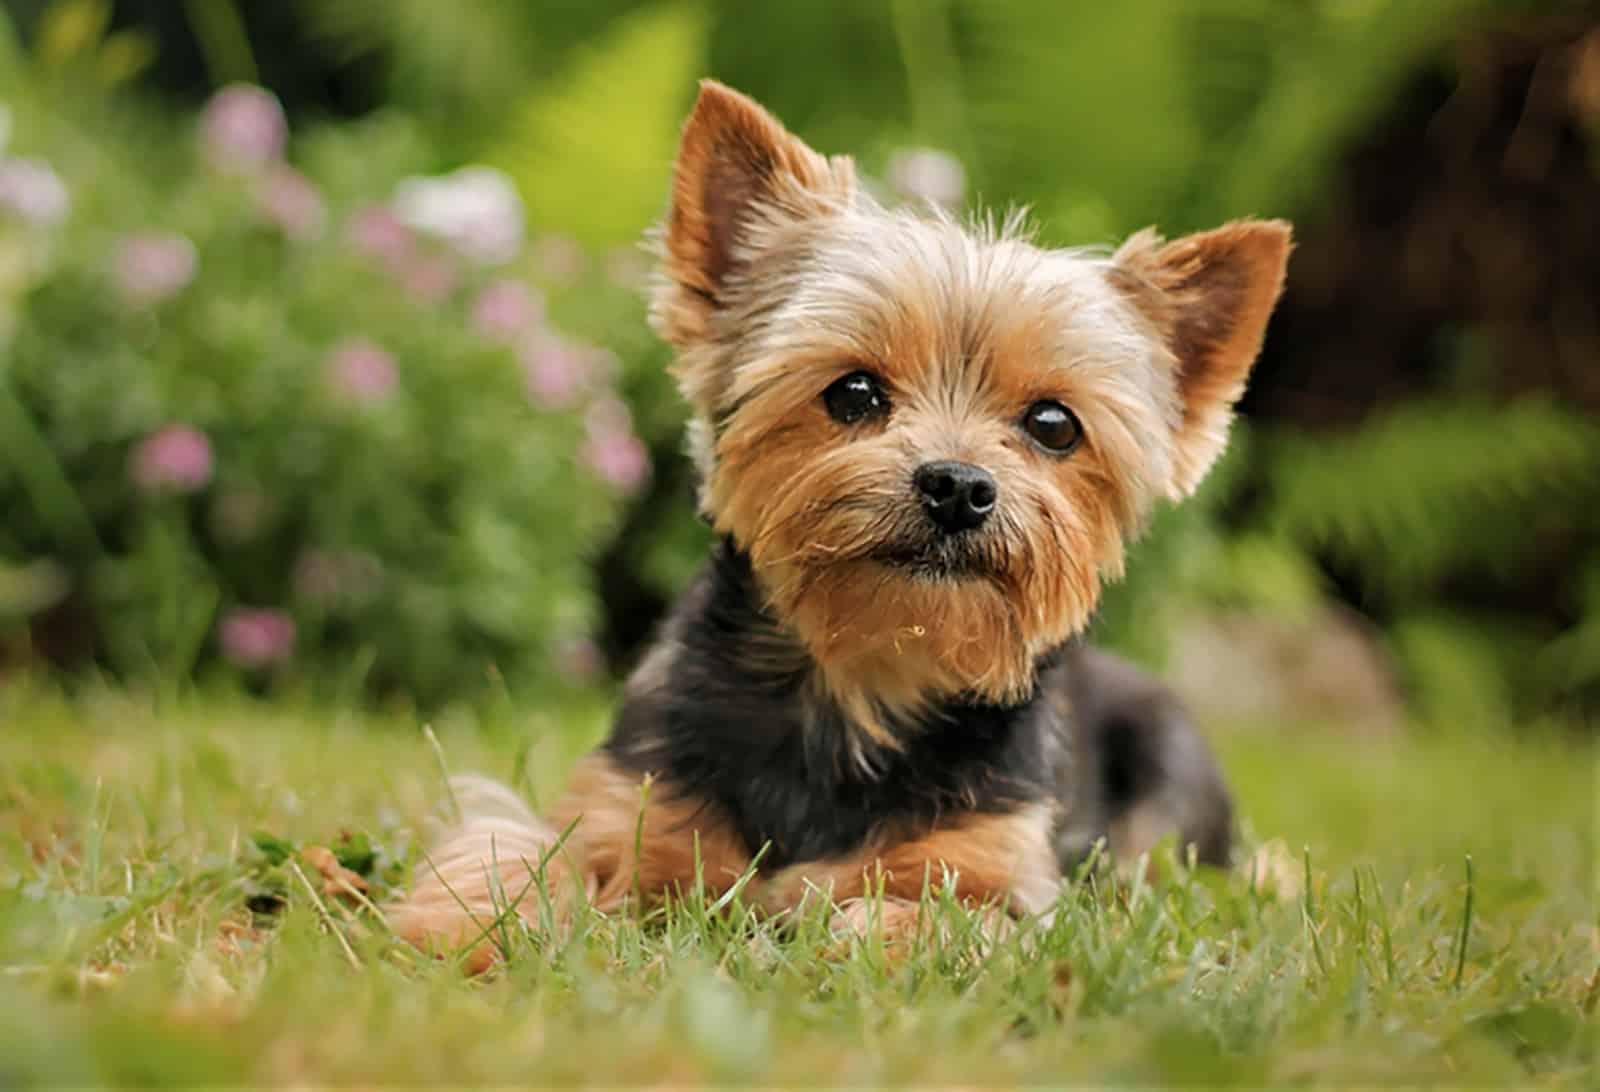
{"left": 392, "top": 82, "right": 1290, "bottom": 966}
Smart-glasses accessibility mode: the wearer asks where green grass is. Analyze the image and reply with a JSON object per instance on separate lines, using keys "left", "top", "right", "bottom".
{"left": 1, "top": 683, "right": 1594, "bottom": 1087}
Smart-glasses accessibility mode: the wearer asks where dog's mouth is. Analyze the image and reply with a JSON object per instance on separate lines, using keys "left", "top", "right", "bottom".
{"left": 870, "top": 537, "right": 999, "bottom": 581}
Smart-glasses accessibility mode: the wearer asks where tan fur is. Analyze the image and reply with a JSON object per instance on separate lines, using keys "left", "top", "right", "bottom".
{"left": 654, "top": 80, "right": 857, "bottom": 363}
{"left": 827, "top": 896, "right": 1014, "bottom": 959}
{"left": 1108, "top": 799, "right": 1180, "bottom": 862}
{"left": 386, "top": 775, "right": 589, "bottom": 973}
{"left": 389, "top": 758, "right": 752, "bottom": 970}
{"left": 391, "top": 771, "right": 1052, "bottom": 966}
{"left": 702, "top": 221, "right": 1158, "bottom": 733}
{"left": 757, "top": 803, "right": 1060, "bottom": 918}
{"left": 653, "top": 83, "right": 1290, "bottom": 724}
{"left": 393, "top": 82, "right": 1290, "bottom": 964}
{"left": 1112, "top": 221, "right": 1294, "bottom": 497}
{"left": 548, "top": 753, "right": 753, "bottom": 910}
{"left": 827, "top": 895, "right": 924, "bottom": 946}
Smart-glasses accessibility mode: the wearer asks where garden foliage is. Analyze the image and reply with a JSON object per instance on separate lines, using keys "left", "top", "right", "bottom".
{"left": 1, "top": 0, "right": 1595, "bottom": 722}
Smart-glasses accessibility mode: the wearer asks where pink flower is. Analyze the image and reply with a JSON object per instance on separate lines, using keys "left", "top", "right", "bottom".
{"left": 393, "top": 166, "right": 524, "bottom": 265}
{"left": 327, "top": 339, "right": 398, "bottom": 404}
{"left": 345, "top": 204, "right": 413, "bottom": 265}
{"left": 582, "top": 394, "right": 649, "bottom": 492}
{"left": 400, "top": 253, "right": 457, "bottom": 304}
{"left": 582, "top": 429, "right": 651, "bottom": 494}
{"left": 0, "top": 158, "right": 70, "bottom": 227}
{"left": 519, "top": 335, "right": 590, "bottom": 409}
{"left": 130, "top": 424, "right": 213, "bottom": 493}
{"left": 218, "top": 607, "right": 295, "bottom": 668}
{"left": 200, "top": 84, "right": 287, "bottom": 174}
{"left": 113, "top": 233, "right": 197, "bottom": 306}
{"left": 258, "top": 166, "right": 325, "bottom": 240}
{"left": 470, "top": 279, "right": 543, "bottom": 342}
{"left": 533, "top": 234, "right": 587, "bottom": 284}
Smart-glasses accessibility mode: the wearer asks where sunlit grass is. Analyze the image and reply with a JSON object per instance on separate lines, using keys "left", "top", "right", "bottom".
{"left": 1, "top": 683, "right": 1593, "bottom": 1086}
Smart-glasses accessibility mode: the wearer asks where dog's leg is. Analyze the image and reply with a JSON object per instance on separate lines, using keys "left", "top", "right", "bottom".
{"left": 759, "top": 802, "right": 1059, "bottom": 951}
{"left": 826, "top": 895, "right": 1017, "bottom": 962}
{"left": 547, "top": 752, "right": 753, "bottom": 911}
{"left": 387, "top": 774, "right": 591, "bottom": 973}
{"left": 827, "top": 895, "right": 922, "bottom": 948}
{"left": 1053, "top": 646, "right": 1234, "bottom": 870}
{"left": 391, "top": 755, "right": 751, "bottom": 970}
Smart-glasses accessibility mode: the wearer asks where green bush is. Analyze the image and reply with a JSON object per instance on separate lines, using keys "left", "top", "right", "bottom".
{"left": 0, "top": 80, "right": 654, "bottom": 701}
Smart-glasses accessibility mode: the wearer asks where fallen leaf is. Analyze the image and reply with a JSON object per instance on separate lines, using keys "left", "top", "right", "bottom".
{"left": 301, "top": 844, "right": 369, "bottom": 899}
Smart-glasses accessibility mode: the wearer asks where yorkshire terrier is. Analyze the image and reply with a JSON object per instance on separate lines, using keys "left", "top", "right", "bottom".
{"left": 391, "top": 81, "right": 1291, "bottom": 966}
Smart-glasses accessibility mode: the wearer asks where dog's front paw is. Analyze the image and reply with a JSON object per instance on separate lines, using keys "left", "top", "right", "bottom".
{"left": 828, "top": 897, "right": 1021, "bottom": 963}
{"left": 829, "top": 895, "right": 921, "bottom": 940}
{"left": 824, "top": 895, "right": 926, "bottom": 962}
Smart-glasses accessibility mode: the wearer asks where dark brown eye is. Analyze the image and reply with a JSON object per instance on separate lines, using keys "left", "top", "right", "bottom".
{"left": 823, "top": 371, "right": 889, "bottom": 425}
{"left": 1022, "top": 401, "right": 1083, "bottom": 453}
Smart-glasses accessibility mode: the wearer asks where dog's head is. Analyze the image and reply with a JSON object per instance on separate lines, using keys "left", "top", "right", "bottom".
{"left": 652, "top": 81, "right": 1291, "bottom": 727}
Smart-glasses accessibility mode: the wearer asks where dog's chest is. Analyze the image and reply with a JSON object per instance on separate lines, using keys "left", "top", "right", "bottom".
{"left": 606, "top": 686, "right": 1057, "bottom": 870}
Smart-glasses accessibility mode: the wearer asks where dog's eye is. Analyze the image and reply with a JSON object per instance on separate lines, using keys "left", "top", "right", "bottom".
{"left": 1022, "top": 401, "right": 1083, "bottom": 454}
{"left": 823, "top": 371, "right": 889, "bottom": 425}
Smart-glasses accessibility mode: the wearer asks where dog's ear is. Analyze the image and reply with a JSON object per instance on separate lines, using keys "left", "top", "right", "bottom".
{"left": 654, "top": 80, "right": 855, "bottom": 349}
{"left": 1113, "top": 219, "right": 1292, "bottom": 499}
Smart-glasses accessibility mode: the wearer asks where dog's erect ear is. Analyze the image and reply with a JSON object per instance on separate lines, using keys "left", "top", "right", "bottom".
{"left": 1113, "top": 219, "right": 1292, "bottom": 499}
{"left": 654, "top": 80, "right": 855, "bottom": 348}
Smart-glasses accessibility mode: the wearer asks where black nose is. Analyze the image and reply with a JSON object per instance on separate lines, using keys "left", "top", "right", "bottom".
{"left": 914, "top": 461, "right": 998, "bottom": 534}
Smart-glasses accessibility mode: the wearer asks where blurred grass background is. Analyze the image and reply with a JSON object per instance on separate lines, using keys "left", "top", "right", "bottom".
{"left": 1, "top": 0, "right": 1597, "bottom": 728}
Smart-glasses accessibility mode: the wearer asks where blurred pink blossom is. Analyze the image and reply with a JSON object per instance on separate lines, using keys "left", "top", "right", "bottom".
{"left": 345, "top": 204, "right": 413, "bottom": 265}
{"left": 393, "top": 166, "right": 524, "bottom": 265}
{"left": 218, "top": 607, "right": 295, "bottom": 668}
{"left": 113, "top": 232, "right": 197, "bottom": 306}
{"left": 258, "top": 166, "right": 326, "bottom": 240}
{"left": 400, "top": 253, "right": 457, "bottom": 304}
{"left": 553, "top": 634, "right": 604, "bottom": 683}
{"left": 533, "top": 234, "right": 587, "bottom": 284}
{"left": 0, "top": 157, "right": 69, "bottom": 227}
{"left": 887, "top": 147, "right": 966, "bottom": 209}
{"left": 519, "top": 335, "right": 590, "bottom": 409}
{"left": 200, "top": 84, "right": 288, "bottom": 174}
{"left": 293, "top": 549, "right": 383, "bottom": 608}
{"left": 130, "top": 424, "right": 213, "bottom": 493}
{"left": 470, "top": 279, "right": 543, "bottom": 342}
{"left": 327, "top": 339, "right": 398, "bottom": 404}
{"left": 582, "top": 429, "right": 650, "bottom": 494}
